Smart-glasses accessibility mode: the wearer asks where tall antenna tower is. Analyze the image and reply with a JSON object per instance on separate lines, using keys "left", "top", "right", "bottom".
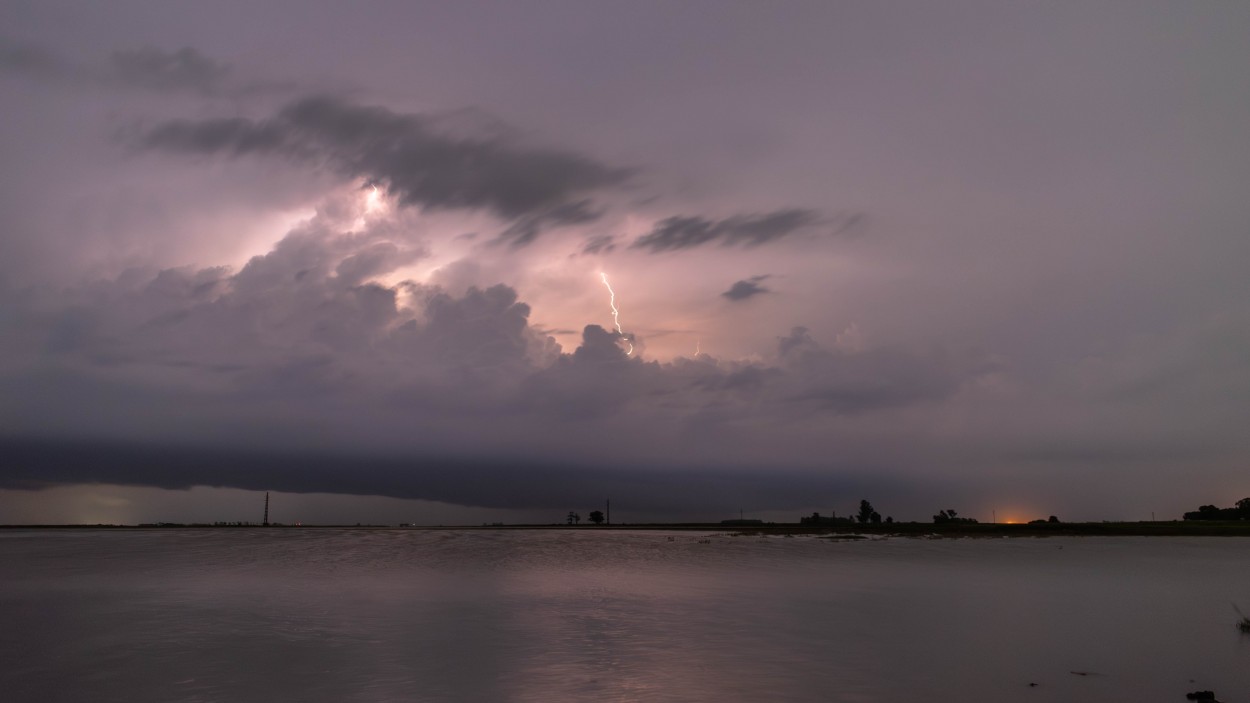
{"left": 263, "top": 492, "right": 270, "bottom": 527}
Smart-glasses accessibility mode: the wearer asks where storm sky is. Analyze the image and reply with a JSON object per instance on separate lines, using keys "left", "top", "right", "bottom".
{"left": 2, "top": 1, "right": 1249, "bottom": 525}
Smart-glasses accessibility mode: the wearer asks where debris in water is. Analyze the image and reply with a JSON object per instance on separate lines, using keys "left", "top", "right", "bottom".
{"left": 1234, "top": 603, "right": 1250, "bottom": 633}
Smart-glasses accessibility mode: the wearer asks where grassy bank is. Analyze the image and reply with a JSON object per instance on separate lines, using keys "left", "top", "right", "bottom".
{"left": 8, "top": 520, "right": 1250, "bottom": 536}
{"left": 721, "top": 520, "right": 1250, "bottom": 538}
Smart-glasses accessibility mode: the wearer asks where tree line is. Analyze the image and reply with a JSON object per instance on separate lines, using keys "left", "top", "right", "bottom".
{"left": 1183, "top": 498, "right": 1250, "bottom": 521}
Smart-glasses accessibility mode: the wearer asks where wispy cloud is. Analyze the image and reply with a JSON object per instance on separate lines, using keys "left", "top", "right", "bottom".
{"left": 631, "top": 209, "right": 828, "bottom": 253}
{"left": 721, "top": 275, "right": 772, "bottom": 301}
{"left": 0, "top": 39, "right": 291, "bottom": 96}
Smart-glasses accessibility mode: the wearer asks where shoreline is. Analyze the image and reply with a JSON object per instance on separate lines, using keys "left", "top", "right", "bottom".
{"left": 5, "top": 520, "right": 1250, "bottom": 537}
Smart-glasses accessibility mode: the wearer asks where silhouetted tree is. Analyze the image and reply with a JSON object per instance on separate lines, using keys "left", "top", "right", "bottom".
{"left": 933, "top": 509, "right": 978, "bottom": 525}
{"left": 857, "top": 500, "right": 876, "bottom": 524}
{"left": 567, "top": 511, "right": 577, "bottom": 525}
{"left": 588, "top": 510, "right": 605, "bottom": 525}
{"left": 1184, "top": 500, "right": 1250, "bottom": 521}
{"left": 1048, "top": 515, "right": 1060, "bottom": 523}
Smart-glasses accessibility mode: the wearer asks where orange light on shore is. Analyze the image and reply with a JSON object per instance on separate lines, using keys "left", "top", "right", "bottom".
{"left": 990, "top": 503, "right": 1042, "bottom": 524}
{"left": 989, "top": 508, "right": 1032, "bottom": 524}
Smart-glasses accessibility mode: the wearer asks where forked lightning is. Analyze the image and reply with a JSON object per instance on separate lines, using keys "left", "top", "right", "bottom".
{"left": 599, "top": 272, "right": 634, "bottom": 356}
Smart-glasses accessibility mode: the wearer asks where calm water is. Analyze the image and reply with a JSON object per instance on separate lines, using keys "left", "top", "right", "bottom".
{"left": 2, "top": 529, "right": 1249, "bottom": 702}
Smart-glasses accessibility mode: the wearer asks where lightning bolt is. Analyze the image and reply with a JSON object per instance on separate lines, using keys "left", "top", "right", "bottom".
{"left": 599, "top": 272, "right": 634, "bottom": 356}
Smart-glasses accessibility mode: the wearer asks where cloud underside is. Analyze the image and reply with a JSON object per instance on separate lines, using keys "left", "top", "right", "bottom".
{"left": 0, "top": 435, "right": 912, "bottom": 514}
{"left": 138, "top": 95, "right": 631, "bottom": 244}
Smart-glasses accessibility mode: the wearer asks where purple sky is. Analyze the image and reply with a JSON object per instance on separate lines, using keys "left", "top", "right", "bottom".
{"left": 2, "top": 1, "right": 1249, "bottom": 525}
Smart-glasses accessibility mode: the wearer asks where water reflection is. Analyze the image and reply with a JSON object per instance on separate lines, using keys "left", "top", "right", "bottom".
{"left": 1, "top": 530, "right": 1248, "bottom": 702}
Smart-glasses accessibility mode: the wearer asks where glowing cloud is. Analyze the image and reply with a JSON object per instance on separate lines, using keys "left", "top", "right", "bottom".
{"left": 365, "top": 184, "right": 383, "bottom": 213}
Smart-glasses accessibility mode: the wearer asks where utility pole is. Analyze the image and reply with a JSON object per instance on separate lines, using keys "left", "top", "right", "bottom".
{"left": 992, "top": 509, "right": 997, "bottom": 524}
{"left": 263, "top": 492, "right": 270, "bottom": 527}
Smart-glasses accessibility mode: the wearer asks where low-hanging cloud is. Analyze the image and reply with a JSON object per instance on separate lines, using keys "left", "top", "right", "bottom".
{"left": 0, "top": 434, "right": 927, "bottom": 516}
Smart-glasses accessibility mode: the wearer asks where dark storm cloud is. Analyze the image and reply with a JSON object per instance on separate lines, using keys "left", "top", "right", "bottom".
{"left": 138, "top": 96, "right": 632, "bottom": 236}
{"left": 772, "top": 327, "right": 966, "bottom": 414}
{"left": 0, "top": 38, "right": 67, "bottom": 79}
{"left": 580, "top": 234, "right": 617, "bottom": 255}
{"left": 0, "top": 435, "right": 912, "bottom": 515}
{"left": 495, "top": 199, "right": 603, "bottom": 248}
{"left": 3, "top": 255, "right": 966, "bottom": 427}
{"left": 2, "top": 2, "right": 1247, "bottom": 524}
{"left": 0, "top": 39, "right": 286, "bottom": 96}
{"left": 722, "top": 275, "right": 772, "bottom": 301}
{"left": 631, "top": 209, "right": 825, "bottom": 253}
{"left": 517, "top": 324, "right": 646, "bottom": 419}
{"left": 108, "top": 46, "right": 231, "bottom": 94}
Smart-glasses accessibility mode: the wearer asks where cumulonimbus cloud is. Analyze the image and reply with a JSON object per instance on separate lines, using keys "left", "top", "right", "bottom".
{"left": 0, "top": 199, "right": 973, "bottom": 506}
